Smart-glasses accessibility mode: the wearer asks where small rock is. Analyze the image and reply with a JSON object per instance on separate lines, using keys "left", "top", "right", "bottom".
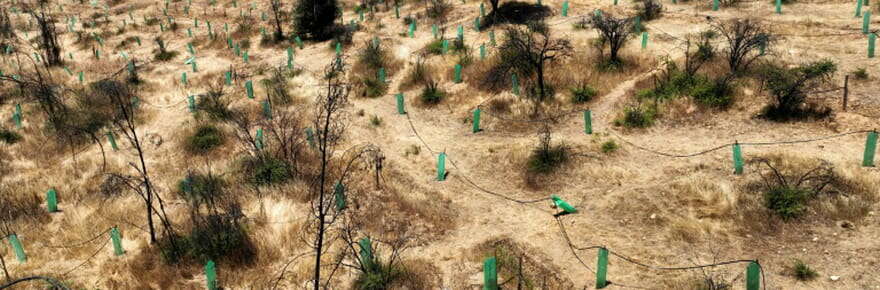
{"left": 812, "top": 237, "right": 819, "bottom": 242}
{"left": 650, "top": 214, "right": 657, "bottom": 219}
{"left": 830, "top": 276, "right": 841, "bottom": 281}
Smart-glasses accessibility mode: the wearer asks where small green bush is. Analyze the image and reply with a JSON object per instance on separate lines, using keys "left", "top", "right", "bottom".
{"left": 601, "top": 140, "right": 618, "bottom": 153}
{"left": 570, "top": 84, "right": 597, "bottom": 104}
{"left": 792, "top": 260, "right": 818, "bottom": 281}
{"left": 764, "top": 186, "right": 812, "bottom": 220}
{"left": 618, "top": 106, "right": 656, "bottom": 128}
{"left": 154, "top": 50, "right": 178, "bottom": 61}
{"left": 361, "top": 77, "right": 387, "bottom": 98}
{"left": 527, "top": 144, "right": 568, "bottom": 174}
{"left": 370, "top": 115, "right": 382, "bottom": 127}
{"left": 355, "top": 262, "right": 402, "bottom": 290}
{"left": 185, "top": 125, "right": 224, "bottom": 154}
{"left": 243, "top": 154, "right": 290, "bottom": 185}
{"left": 177, "top": 172, "right": 226, "bottom": 203}
{"left": 852, "top": 67, "right": 868, "bottom": 80}
{"left": 0, "top": 129, "right": 21, "bottom": 144}
{"left": 420, "top": 85, "right": 445, "bottom": 105}
{"left": 425, "top": 39, "right": 444, "bottom": 55}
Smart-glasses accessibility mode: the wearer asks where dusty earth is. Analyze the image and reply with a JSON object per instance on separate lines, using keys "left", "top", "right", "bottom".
{"left": 0, "top": 0, "right": 879, "bottom": 289}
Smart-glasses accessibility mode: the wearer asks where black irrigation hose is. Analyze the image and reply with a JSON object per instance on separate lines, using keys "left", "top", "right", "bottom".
{"left": 36, "top": 228, "right": 111, "bottom": 249}
{"left": 0, "top": 276, "right": 70, "bottom": 290}
{"left": 610, "top": 130, "right": 874, "bottom": 158}
{"left": 555, "top": 216, "right": 768, "bottom": 290}
{"left": 61, "top": 238, "right": 110, "bottom": 277}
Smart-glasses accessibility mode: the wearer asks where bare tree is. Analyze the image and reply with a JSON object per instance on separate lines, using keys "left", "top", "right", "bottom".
{"left": 590, "top": 12, "right": 634, "bottom": 66}
{"left": 499, "top": 21, "right": 572, "bottom": 113}
{"left": 268, "top": 0, "right": 285, "bottom": 41}
{"left": 682, "top": 30, "right": 717, "bottom": 77}
{"left": 29, "top": 6, "right": 62, "bottom": 67}
{"left": 0, "top": 8, "right": 14, "bottom": 39}
{"left": 711, "top": 18, "right": 772, "bottom": 74}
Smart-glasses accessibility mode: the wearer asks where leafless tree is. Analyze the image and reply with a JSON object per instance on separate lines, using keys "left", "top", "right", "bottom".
{"left": 682, "top": 30, "right": 717, "bottom": 77}
{"left": 590, "top": 12, "right": 634, "bottom": 66}
{"left": 29, "top": 6, "right": 62, "bottom": 67}
{"left": 0, "top": 8, "right": 14, "bottom": 39}
{"left": 499, "top": 21, "right": 572, "bottom": 113}
{"left": 268, "top": 0, "right": 285, "bottom": 41}
{"left": 711, "top": 18, "right": 772, "bottom": 74}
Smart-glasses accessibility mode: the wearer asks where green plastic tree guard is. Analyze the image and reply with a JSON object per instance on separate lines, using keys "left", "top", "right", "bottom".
{"left": 584, "top": 110, "right": 592, "bottom": 134}
{"left": 359, "top": 237, "right": 374, "bottom": 270}
{"left": 480, "top": 3, "right": 485, "bottom": 17}
{"left": 225, "top": 71, "right": 232, "bottom": 85}
{"left": 378, "top": 67, "right": 386, "bottom": 83}
{"left": 472, "top": 108, "right": 481, "bottom": 133}
{"left": 245, "top": 80, "right": 254, "bottom": 99}
{"left": 489, "top": 31, "right": 496, "bottom": 46}
{"left": 409, "top": 21, "right": 416, "bottom": 38}
{"left": 306, "top": 128, "right": 316, "bottom": 148}
{"left": 188, "top": 95, "right": 196, "bottom": 112}
{"left": 457, "top": 25, "right": 464, "bottom": 42}
{"left": 334, "top": 182, "right": 346, "bottom": 211}
{"left": 335, "top": 42, "right": 342, "bottom": 56}
{"left": 733, "top": 143, "right": 744, "bottom": 175}
{"left": 511, "top": 73, "right": 519, "bottom": 95}
{"left": 613, "top": 0, "right": 618, "bottom": 5}
{"left": 442, "top": 39, "right": 449, "bottom": 54}
{"left": 863, "top": 12, "right": 871, "bottom": 34}
{"left": 856, "top": 0, "right": 864, "bottom": 17}
{"left": 868, "top": 33, "right": 875, "bottom": 58}
{"left": 634, "top": 16, "right": 641, "bottom": 34}
{"left": 775, "top": 0, "right": 782, "bottom": 14}
{"left": 262, "top": 100, "right": 272, "bottom": 119}
{"left": 483, "top": 257, "right": 498, "bottom": 290}
{"left": 192, "top": 61, "right": 198, "bottom": 72}
{"left": 712, "top": 0, "right": 719, "bottom": 10}
{"left": 395, "top": 5, "right": 400, "bottom": 18}
{"left": 47, "top": 188, "right": 57, "bottom": 212}
{"left": 243, "top": 51, "right": 249, "bottom": 63}
{"left": 107, "top": 132, "right": 118, "bottom": 151}
{"left": 295, "top": 36, "right": 303, "bottom": 49}
{"left": 432, "top": 24, "right": 439, "bottom": 39}
{"left": 474, "top": 17, "right": 480, "bottom": 30}
{"left": 359, "top": 9, "right": 364, "bottom": 22}
{"left": 746, "top": 261, "right": 760, "bottom": 290}
{"left": 110, "top": 227, "right": 124, "bottom": 256}
{"left": 596, "top": 248, "right": 609, "bottom": 288}
{"left": 205, "top": 260, "right": 217, "bottom": 290}
{"left": 641, "top": 32, "right": 648, "bottom": 49}
{"left": 562, "top": 1, "right": 569, "bottom": 17}
{"left": 454, "top": 64, "right": 462, "bottom": 83}
{"left": 551, "top": 195, "right": 577, "bottom": 213}
{"left": 255, "top": 128, "right": 264, "bottom": 150}
{"left": 234, "top": 43, "right": 241, "bottom": 56}
{"left": 437, "top": 153, "right": 446, "bottom": 181}
{"left": 187, "top": 42, "right": 195, "bottom": 54}
{"left": 12, "top": 112, "right": 21, "bottom": 129}
{"left": 287, "top": 47, "right": 294, "bottom": 69}
{"left": 863, "top": 131, "right": 877, "bottom": 167}
{"left": 7, "top": 234, "right": 26, "bottom": 263}
{"left": 480, "top": 44, "right": 486, "bottom": 59}
{"left": 182, "top": 72, "right": 188, "bottom": 86}
{"left": 396, "top": 93, "right": 406, "bottom": 114}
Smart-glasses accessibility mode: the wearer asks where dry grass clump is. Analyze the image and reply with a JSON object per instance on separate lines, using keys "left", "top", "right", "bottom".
{"left": 467, "top": 238, "right": 575, "bottom": 289}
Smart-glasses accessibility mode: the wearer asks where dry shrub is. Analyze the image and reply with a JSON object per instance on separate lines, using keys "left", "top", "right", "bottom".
{"left": 468, "top": 238, "right": 575, "bottom": 288}
{"left": 736, "top": 153, "right": 878, "bottom": 234}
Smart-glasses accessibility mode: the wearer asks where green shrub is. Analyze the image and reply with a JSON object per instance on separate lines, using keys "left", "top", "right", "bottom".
{"left": 852, "top": 67, "right": 868, "bottom": 80}
{"left": 355, "top": 262, "right": 402, "bottom": 290}
{"left": 0, "top": 129, "right": 21, "bottom": 144}
{"left": 361, "top": 77, "right": 387, "bottom": 98}
{"left": 154, "top": 50, "right": 178, "bottom": 61}
{"left": 570, "top": 84, "right": 597, "bottom": 104}
{"left": 792, "top": 260, "right": 818, "bottom": 281}
{"left": 764, "top": 186, "right": 812, "bottom": 220}
{"left": 185, "top": 125, "right": 224, "bottom": 154}
{"left": 618, "top": 106, "right": 656, "bottom": 128}
{"left": 196, "top": 94, "right": 235, "bottom": 121}
{"left": 420, "top": 84, "right": 445, "bottom": 105}
{"left": 370, "top": 115, "right": 382, "bottom": 127}
{"left": 601, "top": 140, "right": 618, "bottom": 153}
{"left": 159, "top": 214, "right": 255, "bottom": 265}
{"left": 425, "top": 39, "right": 444, "bottom": 55}
{"left": 243, "top": 154, "right": 290, "bottom": 185}
{"left": 527, "top": 138, "right": 568, "bottom": 174}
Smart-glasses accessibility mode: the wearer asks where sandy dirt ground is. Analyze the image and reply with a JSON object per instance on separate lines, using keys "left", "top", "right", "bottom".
{"left": 0, "top": 0, "right": 879, "bottom": 289}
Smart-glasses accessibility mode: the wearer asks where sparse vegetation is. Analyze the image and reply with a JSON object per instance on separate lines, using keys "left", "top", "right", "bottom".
{"left": 570, "top": 83, "right": 597, "bottom": 104}
{"left": 791, "top": 259, "right": 818, "bottom": 281}
{"left": 242, "top": 153, "right": 291, "bottom": 185}
{"left": 616, "top": 105, "right": 657, "bottom": 128}
{"left": 758, "top": 59, "right": 836, "bottom": 121}
{"left": 601, "top": 140, "right": 619, "bottom": 153}
{"left": 0, "top": 128, "right": 21, "bottom": 144}
{"left": 527, "top": 126, "right": 568, "bottom": 174}
{"left": 852, "top": 67, "right": 868, "bottom": 79}
{"left": 185, "top": 125, "right": 225, "bottom": 154}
